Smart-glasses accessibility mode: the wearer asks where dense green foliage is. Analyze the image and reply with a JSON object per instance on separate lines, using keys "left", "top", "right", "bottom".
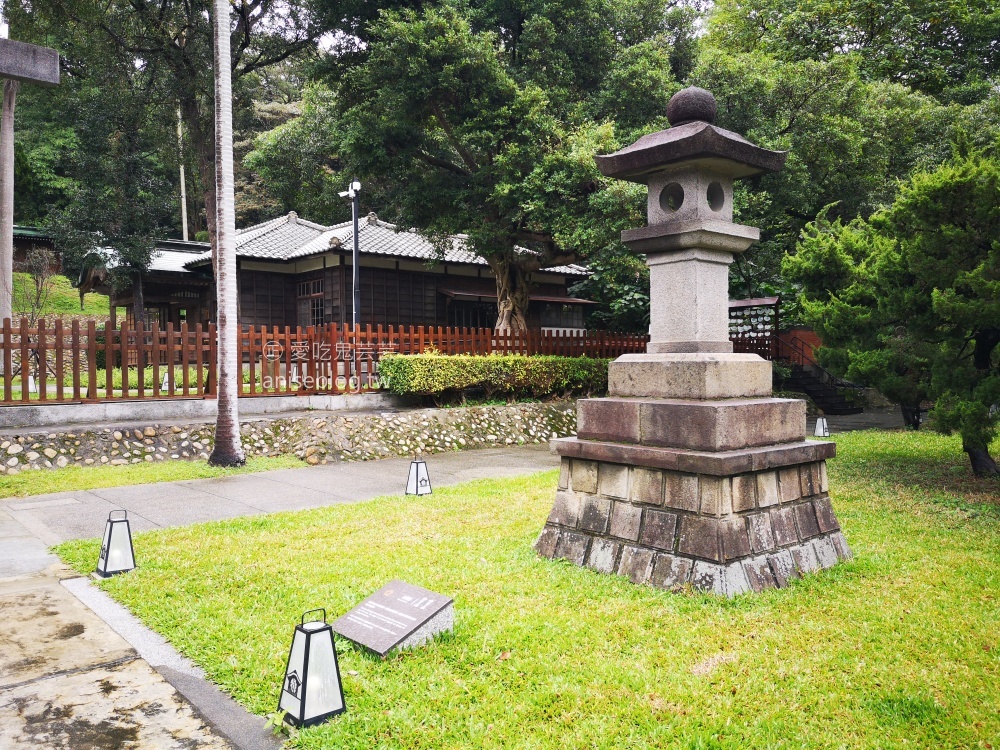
{"left": 328, "top": 2, "right": 677, "bottom": 330}
{"left": 708, "top": 0, "right": 1000, "bottom": 103}
{"left": 53, "top": 429, "right": 1000, "bottom": 748}
{"left": 10, "top": 0, "right": 1000, "bottom": 332}
{"left": 785, "top": 150, "right": 1000, "bottom": 475}
{"left": 378, "top": 353, "right": 609, "bottom": 400}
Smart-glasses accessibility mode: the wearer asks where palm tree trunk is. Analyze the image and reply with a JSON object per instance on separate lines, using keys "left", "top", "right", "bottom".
{"left": 0, "top": 79, "right": 18, "bottom": 326}
{"left": 208, "top": 0, "right": 245, "bottom": 467}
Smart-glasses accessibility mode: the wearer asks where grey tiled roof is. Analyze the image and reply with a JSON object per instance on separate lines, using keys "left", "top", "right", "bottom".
{"left": 183, "top": 212, "right": 588, "bottom": 276}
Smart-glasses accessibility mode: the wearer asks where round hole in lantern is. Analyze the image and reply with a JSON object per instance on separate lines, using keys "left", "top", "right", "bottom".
{"left": 707, "top": 181, "right": 725, "bottom": 212}
{"left": 659, "top": 182, "right": 684, "bottom": 213}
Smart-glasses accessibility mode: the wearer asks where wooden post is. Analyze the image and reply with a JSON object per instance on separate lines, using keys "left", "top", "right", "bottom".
{"left": 181, "top": 322, "right": 190, "bottom": 396}
{"left": 208, "top": 323, "right": 218, "bottom": 397}
{"left": 54, "top": 318, "right": 64, "bottom": 401}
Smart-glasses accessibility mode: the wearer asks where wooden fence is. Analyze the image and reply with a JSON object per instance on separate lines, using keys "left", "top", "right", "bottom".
{"left": 0, "top": 319, "right": 647, "bottom": 404}
{"left": 0, "top": 318, "right": 216, "bottom": 404}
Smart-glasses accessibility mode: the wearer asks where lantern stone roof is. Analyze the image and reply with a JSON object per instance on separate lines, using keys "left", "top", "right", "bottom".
{"left": 595, "top": 87, "right": 787, "bottom": 183}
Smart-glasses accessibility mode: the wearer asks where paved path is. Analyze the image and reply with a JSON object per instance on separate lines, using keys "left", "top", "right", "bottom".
{"left": 0, "top": 444, "right": 559, "bottom": 750}
{"left": 3, "top": 445, "right": 558, "bottom": 547}
{"left": 808, "top": 407, "right": 905, "bottom": 435}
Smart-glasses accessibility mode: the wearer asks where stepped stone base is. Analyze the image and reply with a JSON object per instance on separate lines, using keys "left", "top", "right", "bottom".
{"left": 535, "top": 454, "right": 851, "bottom": 596}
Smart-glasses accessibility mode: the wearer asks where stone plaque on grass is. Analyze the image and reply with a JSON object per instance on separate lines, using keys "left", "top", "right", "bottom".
{"left": 332, "top": 580, "right": 454, "bottom": 658}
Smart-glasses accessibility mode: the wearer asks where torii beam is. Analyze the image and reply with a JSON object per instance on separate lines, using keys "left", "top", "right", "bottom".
{"left": 0, "top": 37, "right": 60, "bottom": 324}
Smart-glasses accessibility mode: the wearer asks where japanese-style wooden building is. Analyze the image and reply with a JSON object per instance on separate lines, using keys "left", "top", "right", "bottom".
{"left": 84, "top": 212, "right": 593, "bottom": 331}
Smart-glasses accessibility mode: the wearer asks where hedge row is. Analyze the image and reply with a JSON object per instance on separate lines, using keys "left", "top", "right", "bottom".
{"left": 378, "top": 354, "right": 609, "bottom": 400}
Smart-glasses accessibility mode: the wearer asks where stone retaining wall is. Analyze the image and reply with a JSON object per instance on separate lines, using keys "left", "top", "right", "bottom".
{"left": 0, "top": 401, "right": 577, "bottom": 475}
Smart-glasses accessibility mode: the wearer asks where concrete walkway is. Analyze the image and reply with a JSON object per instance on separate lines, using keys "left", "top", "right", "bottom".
{"left": 0, "top": 445, "right": 559, "bottom": 750}
{"left": 807, "top": 407, "right": 905, "bottom": 435}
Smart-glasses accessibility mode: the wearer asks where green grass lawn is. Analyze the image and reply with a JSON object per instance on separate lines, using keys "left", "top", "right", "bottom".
{"left": 0, "top": 455, "right": 302, "bottom": 499}
{"left": 54, "top": 430, "right": 1000, "bottom": 749}
{"left": 13, "top": 271, "right": 109, "bottom": 317}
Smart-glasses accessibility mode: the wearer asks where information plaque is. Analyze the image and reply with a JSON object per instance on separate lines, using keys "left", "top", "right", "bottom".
{"left": 332, "top": 580, "right": 454, "bottom": 658}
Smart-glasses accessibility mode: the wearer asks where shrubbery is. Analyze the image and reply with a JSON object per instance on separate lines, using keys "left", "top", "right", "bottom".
{"left": 378, "top": 354, "right": 609, "bottom": 402}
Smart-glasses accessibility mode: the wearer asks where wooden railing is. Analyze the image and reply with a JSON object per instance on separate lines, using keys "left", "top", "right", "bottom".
{"left": 0, "top": 318, "right": 216, "bottom": 404}
{"left": 0, "top": 319, "right": 648, "bottom": 404}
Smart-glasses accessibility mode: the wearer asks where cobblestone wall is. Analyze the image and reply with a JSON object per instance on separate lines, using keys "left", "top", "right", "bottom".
{"left": 0, "top": 401, "right": 577, "bottom": 475}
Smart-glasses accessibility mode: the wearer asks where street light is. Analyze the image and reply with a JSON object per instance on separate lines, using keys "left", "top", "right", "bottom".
{"left": 338, "top": 179, "right": 362, "bottom": 329}
{"left": 278, "top": 609, "right": 346, "bottom": 727}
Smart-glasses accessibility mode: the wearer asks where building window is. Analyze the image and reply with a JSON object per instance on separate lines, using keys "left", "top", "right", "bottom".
{"left": 310, "top": 297, "right": 324, "bottom": 327}
{"left": 297, "top": 276, "right": 326, "bottom": 327}
{"left": 447, "top": 300, "right": 497, "bottom": 329}
{"left": 540, "top": 303, "right": 585, "bottom": 330}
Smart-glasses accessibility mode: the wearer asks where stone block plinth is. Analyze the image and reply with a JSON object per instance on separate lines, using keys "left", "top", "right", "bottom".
{"left": 578, "top": 397, "right": 806, "bottom": 451}
{"left": 536, "top": 454, "right": 850, "bottom": 596}
{"left": 608, "top": 353, "right": 772, "bottom": 399}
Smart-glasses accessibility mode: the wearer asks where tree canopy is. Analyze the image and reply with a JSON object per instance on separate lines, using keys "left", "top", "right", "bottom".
{"left": 326, "top": 1, "right": 682, "bottom": 330}
{"left": 784, "top": 149, "right": 1000, "bottom": 475}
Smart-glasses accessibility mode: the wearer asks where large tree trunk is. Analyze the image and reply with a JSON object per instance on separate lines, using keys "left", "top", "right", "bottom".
{"left": 208, "top": 0, "right": 245, "bottom": 467}
{"left": 0, "top": 79, "right": 17, "bottom": 326}
{"left": 131, "top": 272, "right": 145, "bottom": 327}
{"left": 900, "top": 403, "right": 923, "bottom": 430}
{"left": 963, "top": 438, "right": 999, "bottom": 477}
{"left": 491, "top": 256, "right": 530, "bottom": 334}
{"left": 181, "top": 96, "right": 217, "bottom": 250}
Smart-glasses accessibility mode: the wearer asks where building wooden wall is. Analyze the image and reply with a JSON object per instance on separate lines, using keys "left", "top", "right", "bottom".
{"left": 235, "top": 261, "right": 578, "bottom": 330}
{"left": 238, "top": 269, "right": 296, "bottom": 328}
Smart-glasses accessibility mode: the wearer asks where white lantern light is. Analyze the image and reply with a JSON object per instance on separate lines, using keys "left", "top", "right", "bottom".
{"left": 814, "top": 416, "right": 830, "bottom": 438}
{"left": 95, "top": 510, "right": 136, "bottom": 578}
{"left": 278, "top": 609, "right": 346, "bottom": 728}
{"left": 161, "top": 371, "right": 170, "bottom": 392}
{"left": 406, "top": 458, "right": 432, "bottom": 495}
{"left": 28, "top": 375, "right": 37, "bottom": 394}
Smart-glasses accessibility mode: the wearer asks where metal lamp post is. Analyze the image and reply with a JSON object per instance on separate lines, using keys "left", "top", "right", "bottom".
{"left": 339, "top": 179, "right": 362, "bottom": 328}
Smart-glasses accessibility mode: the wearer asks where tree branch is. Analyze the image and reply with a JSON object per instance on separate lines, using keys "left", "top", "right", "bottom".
{"left": 414, "top": 150, "right": 473, "bottom": 177}
{"left": 429, "top": 102, "right": 480, "bottom": 173}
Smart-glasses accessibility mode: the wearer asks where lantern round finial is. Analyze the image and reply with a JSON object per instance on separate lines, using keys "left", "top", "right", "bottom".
{"left": 666, "top": 86, "right": 717, "bottom": 126}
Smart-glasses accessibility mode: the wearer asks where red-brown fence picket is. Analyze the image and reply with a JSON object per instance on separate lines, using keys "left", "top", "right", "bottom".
{"left": 0, "top": 318, "right": 216, "bottom": 405}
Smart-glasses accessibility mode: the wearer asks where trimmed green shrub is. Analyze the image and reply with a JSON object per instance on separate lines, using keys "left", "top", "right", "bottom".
{"left": 378, "top": 354, "right": 609, "bottom": 401}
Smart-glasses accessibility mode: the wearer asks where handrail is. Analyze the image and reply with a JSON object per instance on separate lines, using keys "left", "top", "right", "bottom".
{"left": 779, "top": 335, "right": 862, "bottom": 391}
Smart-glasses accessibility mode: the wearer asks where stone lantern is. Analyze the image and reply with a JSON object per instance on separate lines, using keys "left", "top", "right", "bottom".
{"left": 534, "top": 87, "right": 851, "bottom": 595}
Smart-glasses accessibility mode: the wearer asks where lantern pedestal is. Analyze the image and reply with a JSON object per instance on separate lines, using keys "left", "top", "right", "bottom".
{"left": 535, "top": 335, "right": 852, "bottom": 597}
{"left": 535, "top": 376, "right": 851, "bottom": 595}
{"left": 536, "top": 351, "right": 851, "bottom": 596}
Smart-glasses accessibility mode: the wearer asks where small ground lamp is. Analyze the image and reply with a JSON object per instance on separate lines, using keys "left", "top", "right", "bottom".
{"left": 406, "top": 456, "right": 432, "bottom": 495}
{"left": 814, "top": 416, "right": 831, "bottom": 437}
{"left": 95, "top": 510, "right": 136, "bottom": 578}
{"left": 278, "top": 609, "right": 346, "bottom": 728}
